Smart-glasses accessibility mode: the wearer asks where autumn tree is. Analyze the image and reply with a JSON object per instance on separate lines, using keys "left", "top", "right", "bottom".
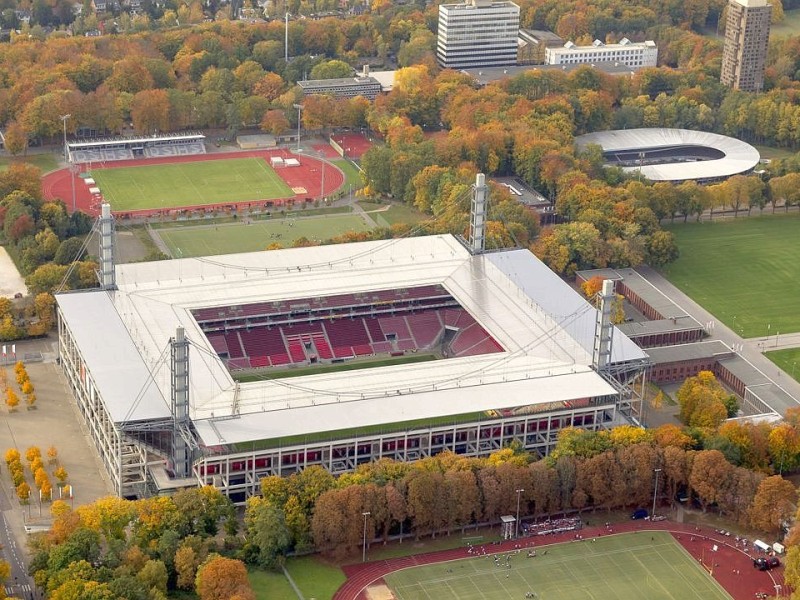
{"left": 689, "top": 450, "right": 733, "bottom": 511}
{"left": 677, "top": 371, "right": 734, "bottom": 428}
{"left": 5, "top": 389, "right": 19, "bottom": 411}
{"left": 195, "top": 555, "right": 255, "bottom": 600}
{"left": 748, "top": 475, "right": 797, "bottom": 533}
{"left": 17, "top": 481, "right": 30, "bottom": 503}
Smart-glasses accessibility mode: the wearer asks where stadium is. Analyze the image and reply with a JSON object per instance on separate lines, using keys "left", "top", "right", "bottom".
{"left": 55, "top": 182, "right": 649, "bottom": 502}
{"left": 575, "top": 128, "right": 761, "bottom": 182}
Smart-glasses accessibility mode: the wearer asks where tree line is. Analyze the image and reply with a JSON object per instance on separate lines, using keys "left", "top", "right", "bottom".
{"left": 27, "top": 396, "right": 800, "bottom": 598}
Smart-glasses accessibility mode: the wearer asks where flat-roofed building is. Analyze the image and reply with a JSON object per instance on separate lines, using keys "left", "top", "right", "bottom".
{"left": 545, "top": 38, "right": 657, "bottom": 68}
{"left": 721, "top": 0, "right": 772, "bottom": 91}
{"left": 297, "top": 75, "right": 382, "bottom": 100}
{"left": 518, "top": 29, "right": 563, "bottom": 65}
{"left": 437, "top": 0, "right": 520, "bottom": 69}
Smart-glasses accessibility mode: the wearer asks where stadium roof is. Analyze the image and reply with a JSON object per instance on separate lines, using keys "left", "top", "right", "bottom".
{"left": 574, "top": 128, "right": 760, "bottom": 182}
{"left": 57, "top": 235, "right": 646, "bottom": 446}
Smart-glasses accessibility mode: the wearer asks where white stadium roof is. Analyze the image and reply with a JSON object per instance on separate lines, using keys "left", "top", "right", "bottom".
{"left": 56, "top": 235, "right": 646, "bottom": 447}
{"left": 575, "top": 128, "right": 760, "bottom": 182}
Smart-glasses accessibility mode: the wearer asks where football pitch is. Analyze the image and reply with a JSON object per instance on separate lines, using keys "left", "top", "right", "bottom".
{"left": 384, "top": 532, "right": 731, "bottom": 600}
{"left": 91, "top": 157, "right": 294, "bottom": 210}
{"left": 156, "top": 213, "right": 370, "bottom": 257}
{"left": 663, "top": 214, "right": 800, "bottom": 338}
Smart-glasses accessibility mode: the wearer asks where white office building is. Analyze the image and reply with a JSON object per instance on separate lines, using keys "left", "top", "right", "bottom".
{"left": 437, "top": 0, "right": 520, "bottom": 69}
{"left": 545, "top": 38, "right": 658, "bottom": 68}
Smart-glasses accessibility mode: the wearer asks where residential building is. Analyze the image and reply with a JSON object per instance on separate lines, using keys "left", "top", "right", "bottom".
{"left": 721, "top": 0, "right": 772, "bottom": 91}
{"left": 437, "top": 0, "right": 520, "bottom": 69}
{"left": 545, "top": 38, "right": 658, "bottom": 68}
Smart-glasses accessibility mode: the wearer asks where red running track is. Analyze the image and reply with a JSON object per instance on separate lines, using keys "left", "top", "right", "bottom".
{"left": 40, "top": 148, "right": 344, "bottom": 218}
{"left": 333, "top": 520, "right": 785, "bottom": 600}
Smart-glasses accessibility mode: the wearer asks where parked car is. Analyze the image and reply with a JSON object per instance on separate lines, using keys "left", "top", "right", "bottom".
{"left": 754, "top": 557, "right": 780, "bottom": 571}
{"left": 631, "top": 509, "right": 649, "bottom": 520}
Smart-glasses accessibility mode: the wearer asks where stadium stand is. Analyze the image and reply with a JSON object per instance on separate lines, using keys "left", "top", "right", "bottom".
{"left": 193, "top": 285, "right": 503, "bottom": 371}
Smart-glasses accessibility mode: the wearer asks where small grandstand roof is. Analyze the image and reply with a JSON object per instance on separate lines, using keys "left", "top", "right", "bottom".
{"left": 58, "top": 235, "right": 646, "bottom": 446}
{"left": 67, "top": 132, "right": 205, "bottom": 150}
{"left": 574, "top": 128, "right": 760, "bottom": 182}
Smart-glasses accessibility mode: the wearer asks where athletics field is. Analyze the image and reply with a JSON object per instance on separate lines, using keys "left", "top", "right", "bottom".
{"left": 384, "top": 532, "right": 730, "bottom": 600}
{"left": 91, "top": 157, "right": 293, "bottom": 210}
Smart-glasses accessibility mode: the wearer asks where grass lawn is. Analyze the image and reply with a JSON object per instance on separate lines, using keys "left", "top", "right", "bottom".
{"left": 92, "top": 157, "right": 293, "bottom": 210}
{"left": 333, "top": 159, "right": 363, "bottom": 189}
{"left": 663, "top": 214, "right": 800, "bottom": 337}
{"left": 0, "top": 153, "right": 59, "bottom": 173}
{"left": 385, "top": 532, "right": 730, "bottom": 600}
{"left": 156, "top": 213, "right": 369, "bottom": 257}
{"left": 753, "top": 145, "right": 796, "bottom": 161}
{"left": 285, "top": 556, "right": 346, "bottom": 600}
{"left": 249, "top": 568, "right": 297, "bottom": 600}
{"left": 359, "top": 201, "right": 430, "bottom": 227}
{"left": 771, "top": 8, "right": 800, "bottom": 36}
{"left": 765, "top": 348, "right": 800, "bottom": 383}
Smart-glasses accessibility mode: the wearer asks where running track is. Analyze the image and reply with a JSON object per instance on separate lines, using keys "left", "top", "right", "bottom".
{"left": 41, "top": 148, "right": 344, "bottom": 218}
{"left": 332, "top": 520, "right": 786, "bottom": 600}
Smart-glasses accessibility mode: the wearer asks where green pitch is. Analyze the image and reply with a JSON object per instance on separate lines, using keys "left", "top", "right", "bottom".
{"left": 91, "top": 158, "right": 294, "bottom": 210}
{"left": 765, "top": 348, "right": 800, "bottom": 382}
{"left": 663, "top": 214, "right": 800, "bottom": 337}
{"left": 385, "top": 532, "right": 730, "bottom": 600}
{"left": 156, "top": 213, "right": 370, "bottom": 257}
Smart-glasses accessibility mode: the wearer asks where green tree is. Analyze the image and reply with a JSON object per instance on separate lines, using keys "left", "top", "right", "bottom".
{"left": 245, "top": 497, "right": 291, "bottom": 568}
{"left": 136, "top": 559, "right": 168, "bottom": 596}
{"left": 309, "top": 59, "right": 352, "bottom": 80}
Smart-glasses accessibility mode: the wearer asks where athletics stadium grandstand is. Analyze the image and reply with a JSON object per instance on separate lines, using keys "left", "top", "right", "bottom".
{"left": 575, "top": 128, "right": 760, "bottom": 182}
{"left": 55, "top": 178, "right": 648, "bottom": 502}
{"left": 67, "top": 132, "right": 206, "bottom": 163}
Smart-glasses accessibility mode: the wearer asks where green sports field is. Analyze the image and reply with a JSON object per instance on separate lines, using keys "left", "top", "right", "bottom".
{"left": 157, "top": 213, "right": 370, "bottom": 257}
{"left": 91, "top": 157, "right": 294, "bottom": 210}
{"left": 663, "top": 214, "right": 800, "bottom": 338}
{"left": 385, "top": 532, "right": 730, "bottom": 600}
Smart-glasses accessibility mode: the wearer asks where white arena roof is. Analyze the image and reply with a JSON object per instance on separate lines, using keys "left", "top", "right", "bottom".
{"left": 575, "top": 128, "right": 760, "bottom": 181}
{"left": 56, "top": 235, "right": 646, "bottom": 447}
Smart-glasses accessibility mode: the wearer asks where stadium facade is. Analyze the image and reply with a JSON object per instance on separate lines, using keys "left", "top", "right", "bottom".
{"left": 56, "top": 199, "right": 648, "bottom": 502}
{"left": 574, "top": 128, "right": 760, "bottom": 182}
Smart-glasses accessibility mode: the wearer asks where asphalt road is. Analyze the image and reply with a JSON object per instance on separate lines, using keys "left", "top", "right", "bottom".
{"left": 0, "top": 482, "right": 35, "bottom": 599}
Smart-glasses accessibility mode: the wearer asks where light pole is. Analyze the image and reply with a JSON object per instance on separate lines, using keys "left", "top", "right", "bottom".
{"left": 652, "top": 468, "right": 662, "bottom": 518}
{"left": 515, "top": 488, "right": 524, "bottom": 539}
{"left": 293, "top": 103, "right": 303, "bottom": 151}
{"left": 362, "top": 511, "right": 370, "bottom": 563}
{"left": 59, "top": 113, "right": 71, "bottom": 164}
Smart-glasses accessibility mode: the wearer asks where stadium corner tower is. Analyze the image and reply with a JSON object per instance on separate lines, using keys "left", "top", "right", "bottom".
{"left": 56, "top": 179, "right": 648, "bottom": 502}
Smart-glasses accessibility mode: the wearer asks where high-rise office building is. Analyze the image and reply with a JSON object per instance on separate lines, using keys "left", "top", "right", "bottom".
{"left": 437, "top": 0, "right": 520, "bottom": 70}
{"left": 720, "top": 0, "right": 771, "bottom": 92}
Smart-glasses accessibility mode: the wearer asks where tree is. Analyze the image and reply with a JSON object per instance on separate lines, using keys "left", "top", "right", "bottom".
{"left": 244, "top": 497, "right": 291, "bottom": 568}
{"left": 5, "top": 448, "right": 20, "bottom": 466}
{"left": 5, "top": 388, "right": 19, "bottom": 411}
{"left": 309, "top": 59, "right": 352, "bottom": 80}
{"left": 3, "top": 121, "right": 29, "bottom": 156}
{"left": 748, "top": 475, "right": 797, "bottom": 533}
{"left": 175, "top": 545, "right": 198, "bottom": 590}
{"left": 17, "top": 481, "right": 30, "bottom": 502}
{"left": 689, "top": 450, "right": 733, "bottom": 511}
{"left": 47, "top": 446, "right": 58, "bottom": 463}
{"left": 55, "top": 466, "right": 68, "bottom": 484}
{"left": 260, "top": 110, "right": 290, "bottom": 136}
{"left": 677, "top": 371, "right": 731, "bottom": 429}
{"left": 130, "top": 89, "right": 171, "bottom": 134}
{"left": 136, "top": 559, "right": 168, "bottom": 596}
{"left": 195, "top": 555, "right": 255, "bottom": 600}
